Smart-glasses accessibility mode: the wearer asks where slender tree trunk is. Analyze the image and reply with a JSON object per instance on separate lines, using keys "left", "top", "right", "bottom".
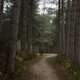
{"left": 23, "top": 0, "right": 33, "bottom": 55}
{"left": 0, "top": 0, "right": 4, "bottom": 31}
{"left": 0, "top": 0, "right": 4, "bottom": 20}
{"left": 57, "top": 0, "right": 65, "bottom": 53}
{"left": 57, "top": 0, "right": 61, "bottom": 52}
{"left": 0, "top": 0, "right": 6, "bottom": 79}
{"left": 61, "top": 0, "right": 65, "bottom": 54}
{"left": 73, "top": 0, "right": 80, "bottom": 64}
{"left": 64, "top": 0, "right": 73, "bottom": 57}
{"left": 18, "top": 0, "right": 25, "bottom": 51}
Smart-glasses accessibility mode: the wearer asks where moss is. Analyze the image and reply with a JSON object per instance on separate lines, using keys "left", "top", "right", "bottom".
{"left": 56, "top": 54, "right": 80, "bottom": 80}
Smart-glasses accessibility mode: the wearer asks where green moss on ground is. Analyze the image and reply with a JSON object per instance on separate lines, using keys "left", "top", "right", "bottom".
{"left": 47, "top": 55, "right": 80, "bottom": 80}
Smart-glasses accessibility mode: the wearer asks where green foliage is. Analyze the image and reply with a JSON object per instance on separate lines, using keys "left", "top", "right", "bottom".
{"left": 3, "top": 0, "right": 13, "bottom": 16}
{"left": 15, "top": 51, "right": 37, "bottom": 78}
{"left": 34, "top": 14, "right": 56, "bottom": 47}
{"left": 15, "top": 56, "right": 24, "bottom": 77}
{"left": 24, "top": 54, "right": 37, "bottom": 61}
{"left": 56, "top": 55, "right": 72, "bottom": 69}
{"left": 56, "top": 54, "right": 80, "bottom": 80}
{"left": 47, "top": 56, "right": 56, "bottom": 65}
{"left": 32, "top": 0, "right": 58, "bottom": 50}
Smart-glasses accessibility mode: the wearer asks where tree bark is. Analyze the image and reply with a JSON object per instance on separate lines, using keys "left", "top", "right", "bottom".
{"left": 73, "top": 0, "right": 80, "bottom": 64}
{"left": 4, "top": 0, "right": 22, "bottom": 79}
{"left": 64, "top": 0, "right": 73, "bottom": 57}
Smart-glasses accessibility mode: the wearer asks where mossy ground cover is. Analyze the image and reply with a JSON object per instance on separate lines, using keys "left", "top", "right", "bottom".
{"left": 47, "top": 54, "right": 80, "bottom": 80}
{"left": 15, "top": 53, "right": 42, "bottom": 80}
{"left": 47, "top": 57, "right": 70, "bottom": 80}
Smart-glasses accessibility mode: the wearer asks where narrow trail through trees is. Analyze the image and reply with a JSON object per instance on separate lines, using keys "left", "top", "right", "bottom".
{"left": 22, "top": 54, "right": 59, "bottom": 80}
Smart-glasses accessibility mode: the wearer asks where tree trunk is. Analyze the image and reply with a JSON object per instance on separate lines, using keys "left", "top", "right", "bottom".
{"left": 0, "top": 0, "right": 4, "bottom": 31}
{"left": 57, "top": 0, "right": 61, "bottom": 52}
{"left": 57, "top": 0, "right": 65, "bottom": 53}
{"left": 73, "top": 0, "right": 80, "bottom": 64}
{"left": 64, "top": 0, "right": 73, "bottom": 57}
{"left": 4, "top": 0, "right": 22, "bottom": 79}
{"left": 23, "top": 0, "right": 33, "bottom": 55}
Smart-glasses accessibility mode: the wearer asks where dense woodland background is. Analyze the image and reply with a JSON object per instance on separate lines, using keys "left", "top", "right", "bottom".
{"left": 0, "top": 0, "right": 80, "bottom": 80}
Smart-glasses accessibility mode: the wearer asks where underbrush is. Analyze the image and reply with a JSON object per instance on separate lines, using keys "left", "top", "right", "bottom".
{"left": 55, "top": 54, "right": 80, "bottom": 80}
{"left": 47, "top": 54, "right": 80, "bottom": 80}
{"left": 15, "top": 51, "right": 38, "bottom": 79}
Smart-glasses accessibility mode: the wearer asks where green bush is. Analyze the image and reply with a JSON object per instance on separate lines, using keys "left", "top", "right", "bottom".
{"left": 56, "top": 54, "right": 80, "bottom": 80}
{"left": 15, "top": 56, "right": 24, "bottom": 77}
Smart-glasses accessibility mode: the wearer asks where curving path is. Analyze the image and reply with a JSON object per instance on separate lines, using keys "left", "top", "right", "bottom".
{"left": 23, "top": 54, "right": 59, "bottom": 80}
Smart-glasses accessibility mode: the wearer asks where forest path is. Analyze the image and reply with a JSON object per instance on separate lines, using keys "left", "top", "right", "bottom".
{"left": 23, "top": 54, "right": 59, "bottom": 80}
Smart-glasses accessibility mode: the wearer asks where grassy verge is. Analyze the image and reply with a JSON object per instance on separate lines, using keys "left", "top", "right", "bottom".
{"left": 47, "top": 54, "right": 80, "bottom": 80}
{"left": 56, "top": 54, "right": 80, "bottom": 80}
{"left": 15, "top": 53, "right": 42, "bottom": 80}
{"left": 47, "top": 56, "right": 70, "bottom": 80}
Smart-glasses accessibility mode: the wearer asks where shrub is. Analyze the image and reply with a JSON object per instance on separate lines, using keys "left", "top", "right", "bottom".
{"left": 56, "top": 54, "right": 80, "bottom": 80}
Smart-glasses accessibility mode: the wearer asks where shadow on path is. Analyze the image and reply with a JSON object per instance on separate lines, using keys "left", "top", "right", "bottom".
{"left": 23, "top": 54, "right": 59, "bottom": 80}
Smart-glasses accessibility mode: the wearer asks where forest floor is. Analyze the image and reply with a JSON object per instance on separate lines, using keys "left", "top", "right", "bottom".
{"left": 19, "top": 54, "right": 70, "bottom": 80}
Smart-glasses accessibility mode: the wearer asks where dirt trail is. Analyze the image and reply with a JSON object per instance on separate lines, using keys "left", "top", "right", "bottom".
{"left": 23, "top": 54, "right": 59, "bottom": 80}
